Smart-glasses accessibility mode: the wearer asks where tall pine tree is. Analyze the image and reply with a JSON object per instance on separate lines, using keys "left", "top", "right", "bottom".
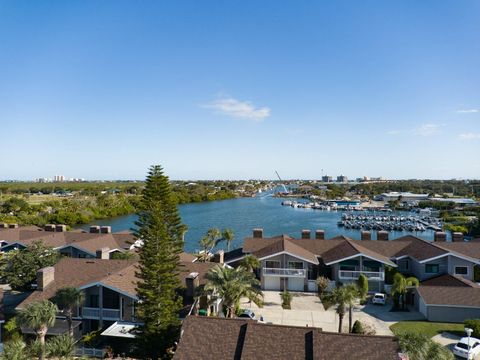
{"left": 135, "top": 165, "right": 185, "bottom": 358}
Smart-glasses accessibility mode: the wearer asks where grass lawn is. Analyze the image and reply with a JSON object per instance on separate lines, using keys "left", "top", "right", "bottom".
{"left": 390, "top": 321, "right": 465, "bottom": 338}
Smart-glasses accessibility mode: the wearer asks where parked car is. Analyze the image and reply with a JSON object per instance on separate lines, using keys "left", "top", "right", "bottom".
{"left": 453, "top": 337, "right": 480, "bottom": 359}
{"left": 238, "top": 309, "right": 265, "bottom": 323}
{"left": 372, "top": 293, "right": 386, "bottom": 305}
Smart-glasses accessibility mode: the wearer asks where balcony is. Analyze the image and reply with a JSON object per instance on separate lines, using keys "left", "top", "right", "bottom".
{"left": 338, "top": 270, "right": 384, "bottom": 281}
{"left": 263, "top": 268, "right": 306, "bottom": 277}
{"left": 82, "top": 307, "right": 121, "bottom": 321}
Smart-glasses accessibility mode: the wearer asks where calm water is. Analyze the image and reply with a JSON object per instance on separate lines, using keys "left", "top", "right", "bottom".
{"left": 81, "top": 196, "right": 438, "bottom": 252}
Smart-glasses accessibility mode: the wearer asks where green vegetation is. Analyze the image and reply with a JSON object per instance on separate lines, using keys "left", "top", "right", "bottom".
{"left": 390, "top": 321, "right": 465, "bottom": 338}
{"left": 397, "top": 332, "right": 454, "bottom": 360}
{"left": 357, "top": 273, "right": 368, "bottom": 303}
{"left": 204, "top": 264, "right": 263, "bottom": 318}
{"left": 391, "top": 273, "right": 419, "bottom": 310}
{"left": 134, "top": 165, "right": 186, "bottom": 358}
{"left": 54, "top": 287, "right": 85, "bottom": 337}
{"left": 315, "top": 276, "right": 330, "bottom": 298}
{"left": 281, "top": 291, "right": 293, "bottom": 309}
{"left": 17, "top": 300, "right": 58, "bottom": 360}
{"left": 196, "top": 227, "right": 236, "bottom": 261}
{"left": 464, "top": 319, "right": 480, "bottom": 338}
{"left": 0, "top": 241, "right": 59, "bottom": 291}
{"left": 322, "top": 285, "right": 359, "bottom": 333}
{"left": 239, "top": 254, "right": 260, "bottom": 272}
{"left": 0, "top": 180, "right": 239, "bottom": 228}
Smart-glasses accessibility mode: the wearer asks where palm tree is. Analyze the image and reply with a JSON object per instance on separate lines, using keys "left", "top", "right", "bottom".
{"left": 17, "top": 300, "right": 58, "bottom": 360}
{"left": 198, "top": 228, "right": 221, "bottom": 261}
{"left": 239, "top": 254, "right": 260, "bottom": 272}
{"left": 55, "top": 287, "right": 85, "bottom": 337}
{"left": 397, "top": 332, "right": 453, "bottom": 360}
{"left": 322, "top": 286, "right": 349, "bottom": 333}
{"left": 220, "top": 229, "right": 234, "bottom": 252}
{"left": 204, "top": 265, "right": 263, "bottom": 318}
{"left": 391, "top": 273, "right": 419, "bottom": 310}
{"left": 343, "top": 284, "right": 360, "bottom": 333}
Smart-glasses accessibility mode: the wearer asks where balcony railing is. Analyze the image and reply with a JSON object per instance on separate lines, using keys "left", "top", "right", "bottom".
{"left": 75, "top": 347, "right": 105, "bottom": 358}
{"left": 263, "top": 268, "right": 306, "bottom": 277}
{"left": 338, "top": 270, "right": 384, "bottom": 281}
{"left": 82, "top": 307, "right": 121, "bottom": 320}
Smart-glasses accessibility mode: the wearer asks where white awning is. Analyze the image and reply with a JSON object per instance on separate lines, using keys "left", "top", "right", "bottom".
{"left": 101, "top": 321, "right": 140, "bottom": 338}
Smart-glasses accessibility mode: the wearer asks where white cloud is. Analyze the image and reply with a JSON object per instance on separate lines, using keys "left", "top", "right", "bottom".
{"left": 412, "top": 123, "right": 441, "bottom": 137}
{"left": 456, "top": 109, "right": 479, "bottom": 114}
{"left": 459, "top": 133, "right": 480, "bottom": 140}
{"left": 203, "top": 96, "right": 270, "bottom": 121}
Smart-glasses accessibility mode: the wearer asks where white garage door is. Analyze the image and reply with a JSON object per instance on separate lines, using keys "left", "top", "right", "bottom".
{"left": 264, "top": 276, "right": 281, "bottom": 290}
{"left": 288, "top": 277, "right": 304, "bottom": 292}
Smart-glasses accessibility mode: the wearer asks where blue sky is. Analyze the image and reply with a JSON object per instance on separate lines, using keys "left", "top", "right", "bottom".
{"left": 0, "top": 1, "right": 479, "bottom": 180}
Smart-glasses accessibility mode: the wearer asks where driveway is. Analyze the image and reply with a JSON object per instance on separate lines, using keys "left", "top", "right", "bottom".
{"left": 240, "top": 291, "right": 424, "bottom": 335}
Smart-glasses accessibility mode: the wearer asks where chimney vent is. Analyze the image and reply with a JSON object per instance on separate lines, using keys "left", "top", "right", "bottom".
{"left": 185, "top": 272, "right": 199, "bottom": 298}
{"left": 96, "top": 247, "right": 110, "bottom": 259}
{"left": 361, "top": 231, "right": 371, "bottom": 241}
{"left": 90, "top": 225, "right": 101, "bottom": 234}
{"left": 434, "top": 231, "right": 446, "bottom": 242}
{"left": 37, "top": 267, "right": 55, "bottom": 290}
{"left": 44, "top": 224, "right": 55, "bottom": 232}
{"left": 55, "top": 224, "right": 66, "bottom": 232}
{"left": 253, "top": 228, "right": 263, "bottom": 238}
{"left": 301, "top": 230, "right": 311, "bottom": 239}
{"left": 315, "top": 230, "right": 325, "bottom": 240}
{"left": 100, "top": 226, "right": 112, "bottom": 234}
{"left": 377, "top": 231, "right": 389, "bottom": 241}
{"left": 214, "top": 250, "right": 224, "bottom": 264}
{"left": 452, "top": 232, "right": 464, "bottom": 242}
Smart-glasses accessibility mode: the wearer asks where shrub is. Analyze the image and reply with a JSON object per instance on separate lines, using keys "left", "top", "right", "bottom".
{"left": 357, "top": 274, "right": 368, "bottom": 301}
{"left": 464, "top": 319, "right": 480, "bottom": 338}
{"left": 316, "top": 276, "right": 330, "bottom": 297}
{"left": 351, "top": 320, "right": 364, "bottom": 334}
{"left": 281, "top": 291, "right": 293, "bottom": 309}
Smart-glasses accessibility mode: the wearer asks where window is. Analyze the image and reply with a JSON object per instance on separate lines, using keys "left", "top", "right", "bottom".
{"left": 288, "top": 261, "right": 303, "bottom": 269}
{"left": 339, "top": 259, "right": 359, "bottom": 271}
{"left": 454, "top": 266, "right": 468, "bottom": 275}
{"left": 265, "top": 260, "right": 280, "bottom": 269}
{"left": 404, "top": 260, "right": 409, "bottom": 270}
{"left": 363, "top": 260, "right": 380, "bottom": 272}
{"left": 425, "top": 264, "right": 439, "bottom": 274}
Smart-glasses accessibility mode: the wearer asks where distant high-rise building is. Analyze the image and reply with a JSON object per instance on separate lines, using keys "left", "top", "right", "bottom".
{"left": 322, "top": 175, "right": 333, "bottom": 183}
{"left": 337, "top": 175, "right": 348, "bottom": 183}
{"left": 53, "top": 175, "right": 65, "bottom": 182}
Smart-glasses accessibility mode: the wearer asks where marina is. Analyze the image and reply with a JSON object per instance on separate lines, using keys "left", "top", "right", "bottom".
{"left": 338, "top": 213, "right": 442, "bottom": 232}
{"left": 81, "top": 196, "right": 444, "bottom": 252}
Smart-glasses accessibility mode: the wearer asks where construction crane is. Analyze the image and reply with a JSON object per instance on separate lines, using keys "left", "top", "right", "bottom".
{"left": 275, "top": 170, "right": 289, "bottom": 194}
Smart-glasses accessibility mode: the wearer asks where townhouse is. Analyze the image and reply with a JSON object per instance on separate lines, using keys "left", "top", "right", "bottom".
{"left": 0, "top": 223, "right": 139, "bottom": 258}
{"left": 225, "top": 229, "right": 480, "bottom": 295}
{"left": 16, "top": 254, "right": 218, "bottom": 353}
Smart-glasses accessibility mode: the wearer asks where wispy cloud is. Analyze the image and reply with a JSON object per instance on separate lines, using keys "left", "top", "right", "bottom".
{"left": 203, "top": 96, "right": 271, "bottom": 121}
{"left": 455, "top": 109, "right": 479, "bottom": 114}
{"left": 386, "top": 130, "right": 402, "bottom": 135}
{"left": 459, "top": 133, "right": 480, "bottom": 140}
{"left": 412, "top": 123, "right": 441, "bottom": 137}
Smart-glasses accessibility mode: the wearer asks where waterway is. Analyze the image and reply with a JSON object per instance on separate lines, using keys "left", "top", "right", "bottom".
{"left": 80, "top": 196, "right": 439, "bottom": 253}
